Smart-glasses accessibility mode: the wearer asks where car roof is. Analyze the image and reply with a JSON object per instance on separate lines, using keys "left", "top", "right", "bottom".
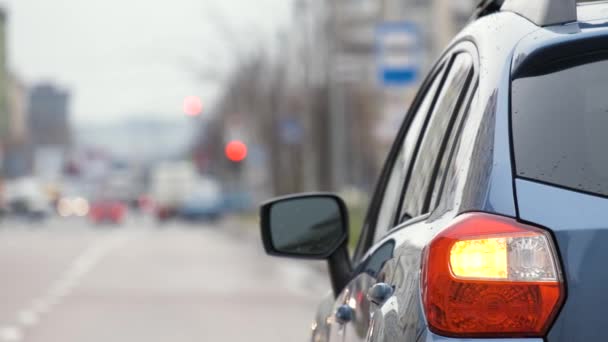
{"left": 578, "top": 1, "right": 608, "bottom": 23}
{"left": 458, "top": 1, "right": 608, "bottom": 71}
{"left": 474, "top": 0, "right": 608, "bottom": 27}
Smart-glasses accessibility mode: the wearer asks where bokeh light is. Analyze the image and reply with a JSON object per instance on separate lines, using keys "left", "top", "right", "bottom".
{"left": 225, "top": 140, "right": 248, "bottom": 162}
{"left": 183, "top": 96, "right": 203, "bottom": 116}
{"left": 57, "top": 198, "right": 72, "bottom": 217}
{"left": 73, "top": 197, "right": 90, "bottom": 217}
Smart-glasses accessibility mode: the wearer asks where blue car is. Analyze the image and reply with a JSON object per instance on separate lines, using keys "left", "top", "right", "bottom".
{"left": 259, "top": 1, "right": 608, "bottom": 341}
{"left": 179, "top": 199, "right": 223, "bottom": 221}
{"left": 178, "top": 181, "right": 224, "bottom": 222}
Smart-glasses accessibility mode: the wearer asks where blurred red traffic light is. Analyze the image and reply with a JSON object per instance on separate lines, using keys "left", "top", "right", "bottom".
{"left": 225, "top": 140, "right": 247, "bottom": 162}
{"left": 183, "top": 96, "right": 203, "bottom": 116}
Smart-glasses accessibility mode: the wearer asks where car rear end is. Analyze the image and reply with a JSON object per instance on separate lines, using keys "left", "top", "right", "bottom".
{"left": 510, "top": 20, "right": 608, "bottom": 341}
{"left": 90, "top": 201, "right": 126, "bottom": 224}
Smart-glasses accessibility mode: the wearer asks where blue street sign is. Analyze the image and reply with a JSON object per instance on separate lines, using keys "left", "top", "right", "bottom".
{"left": 376, "top": 22, "right": 421, "bottom": 87}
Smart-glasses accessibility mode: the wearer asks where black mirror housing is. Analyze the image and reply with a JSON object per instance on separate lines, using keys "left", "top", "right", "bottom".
{"left": 260, "top": 193, "right": 349, "bottom": 260}
{"left": 259, "top": 192, "right": 353, "bottom": 296}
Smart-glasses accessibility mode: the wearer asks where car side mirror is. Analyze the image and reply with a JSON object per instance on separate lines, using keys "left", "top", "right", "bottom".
{"left": 261, "top": 193, "right": 348, "bottom": 258}
{"left": 260, "top": 193, "right": 352, "bottom": 295}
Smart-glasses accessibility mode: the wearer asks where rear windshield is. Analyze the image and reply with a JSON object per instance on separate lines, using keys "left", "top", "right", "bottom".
{"left": 512, "top": 56, "right": 608, "bottom": 197}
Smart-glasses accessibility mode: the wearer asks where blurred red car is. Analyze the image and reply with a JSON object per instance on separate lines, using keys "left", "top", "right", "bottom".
{"left": 89, "top": 201, "right": 126, "bottom": 224}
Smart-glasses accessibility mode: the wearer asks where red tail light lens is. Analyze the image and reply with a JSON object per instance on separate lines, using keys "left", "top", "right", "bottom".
{"left": 421, "top": 213, "right": 565, "bottom": 338}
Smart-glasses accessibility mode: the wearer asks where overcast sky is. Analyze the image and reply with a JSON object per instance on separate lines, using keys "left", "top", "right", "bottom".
{"left": 0, "top": 0, "right": 292, "bottom": 124}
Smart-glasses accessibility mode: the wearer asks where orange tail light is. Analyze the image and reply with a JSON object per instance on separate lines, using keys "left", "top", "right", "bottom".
{"left": 421, "top": 213, "right": 565, "bottom": 338}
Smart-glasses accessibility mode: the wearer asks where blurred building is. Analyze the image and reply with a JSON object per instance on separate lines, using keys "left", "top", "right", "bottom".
{"left": 28, "top": 83, "right": 71, "bottom": 181}
{"left": 28, "top": 83, "right": 71, "bottom": 147}
{"left": 3, "top": 73, "right": 30, "bottom": 178}
{"left": 0, "top": 9, "right": 32, "bottom": 179}
{"left": 0, "top": 8, "right": 10, "bottom": 177}
{"left": 8, "top": 74, "right": 27, "bottom": 143}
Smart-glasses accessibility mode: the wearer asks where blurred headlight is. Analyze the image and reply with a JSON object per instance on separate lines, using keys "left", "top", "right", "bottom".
{"left": 57, "top": 198, "right": 72, "bottom": 217}
{"left": 72, "top": 197, "right": 90, "bottom": 217}
{"left": 57, "top": 196, "right": 89, "bottom": 217}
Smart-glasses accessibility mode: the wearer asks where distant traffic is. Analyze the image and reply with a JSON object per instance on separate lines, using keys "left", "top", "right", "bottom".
{"left": 0, "top": 161, "right": 253, "bottom": 225}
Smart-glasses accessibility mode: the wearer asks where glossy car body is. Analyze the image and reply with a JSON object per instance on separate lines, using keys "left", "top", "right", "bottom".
{"left": 262, "top": 2, "right": 608, "bottom": 341}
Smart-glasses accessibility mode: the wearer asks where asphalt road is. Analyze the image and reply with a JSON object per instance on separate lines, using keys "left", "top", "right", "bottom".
{"left": 0, "top": 215, "right": 329, "bottom": 342}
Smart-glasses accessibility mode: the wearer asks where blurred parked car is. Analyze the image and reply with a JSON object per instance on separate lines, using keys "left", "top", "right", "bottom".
{"left": 5, "top": 177, "right": 52, "bottom": 220}
{"left": 89, "top": 200, "right": 126, "bottom": 224}
{"left": 221, "top": 191, "right": 253, "bottom": 213}
{"left": 178, "top": 179, "right": 223, "bottom": 222}
{"left": 151, "top": 161, "right": 197, "bottom": 221}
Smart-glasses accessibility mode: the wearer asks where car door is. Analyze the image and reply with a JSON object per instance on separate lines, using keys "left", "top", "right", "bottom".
{"left": 364, "top": 44, "right": 478, "bottom": 342}
{"left": 325, "top": 53, "right": 452, "bottom": 342}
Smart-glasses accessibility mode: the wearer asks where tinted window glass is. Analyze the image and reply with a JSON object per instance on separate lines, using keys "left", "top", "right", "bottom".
{"left": 372, "top": 66, "right": 444, "bottom": 241}
{"left": 430, "top": 86, "right": 478, "bottom": 209}
{"left": 512, "top": 57, "right": 608, "bottom": 197}
{"left": 401, "top": 53, "right": 473, "bottom": 218}
{"left": 269, "top": 197, "right": 344, "bottom": 256}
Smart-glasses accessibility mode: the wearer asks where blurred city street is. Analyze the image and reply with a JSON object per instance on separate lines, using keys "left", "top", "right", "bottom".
{"left": 0, "top": 216, "right": 328, "bottom": 342}
{"left": 0, "top": 0, "right": 482, "bottom": 340}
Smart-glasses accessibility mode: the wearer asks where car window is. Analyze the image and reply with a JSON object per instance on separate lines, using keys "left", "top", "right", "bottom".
{"left": 371, "top": 65, "right": 445, "bottom": 242}
{"left": 512, "top": 55, "right": 608, "bottom": 197}
{"left": 400, "top": 53, "right": 473, "bottom": 219}
{"left": 430, "top": 86, "right": 478, "bottom": 210}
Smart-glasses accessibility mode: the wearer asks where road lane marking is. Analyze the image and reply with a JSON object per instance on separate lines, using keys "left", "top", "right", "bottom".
{"left": 29, "top": 300, "right": 49, "bottom": 316}
{"left": 2, "top": 230, "right": 140, "bottom": 342}
{"left": 16, "top": 311, "right": 38, "bottom": 327}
